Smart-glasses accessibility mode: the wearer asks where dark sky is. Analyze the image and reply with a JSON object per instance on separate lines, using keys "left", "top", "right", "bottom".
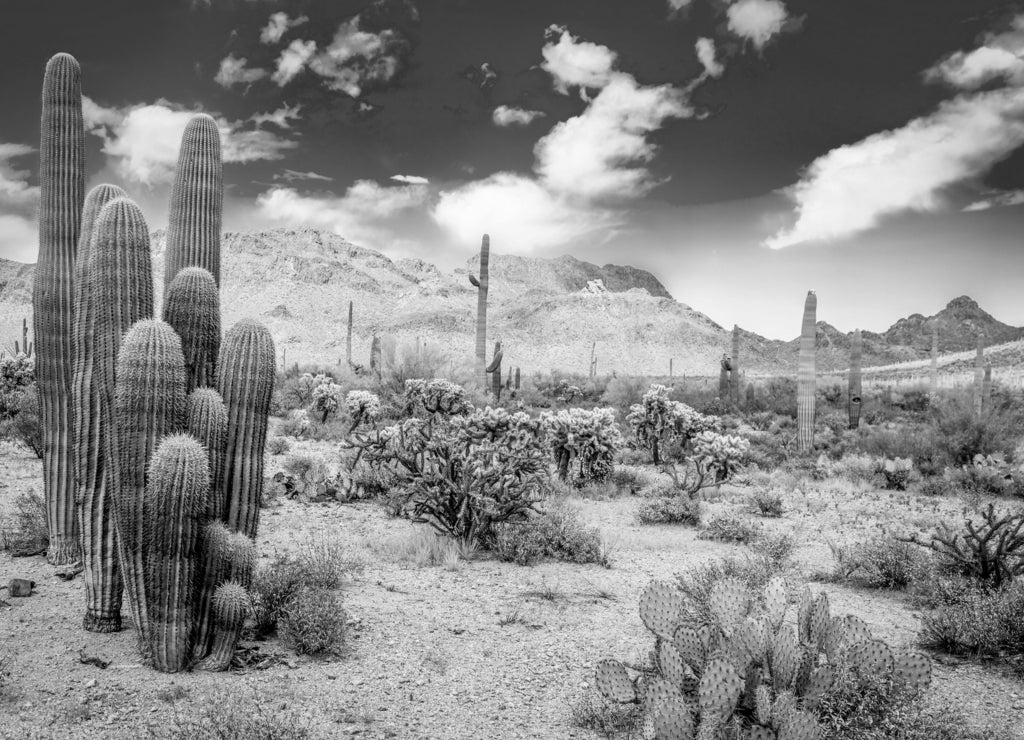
{"left": 2, "top": 0, "right": 1023, "bottom": 338}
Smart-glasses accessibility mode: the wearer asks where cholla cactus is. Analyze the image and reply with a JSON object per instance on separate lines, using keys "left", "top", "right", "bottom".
{"left": 595, "top": 578, "right": 932, "bottom": 739}
{"left": 403, "top": 378, "right": 472, "bottom": 418}
{"left": 692, "top": 431, "right": 749, "bottom": 483}
{"left": 0, "top": 353, "right": 34, "bottom": 395}
{"left": 345, "top": 389, "right": 382, "bottom": 430}
{"left": 539, "top": 407, "right": 623, "bottom": 486}
{"left": 627, "top": 385, "right": 717, "bottom": 465}
{"left": 311, "top": 381, "right": 343, "bottom": 423}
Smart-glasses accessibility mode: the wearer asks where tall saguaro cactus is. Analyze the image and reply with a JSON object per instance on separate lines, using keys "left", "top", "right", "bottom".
{"left": 929, "top": 323, "right": 939, "bottom": 394}
{"left": 218, "top": 319, "right": 275, "bottom": 539}
{"left": 163, "top": 267, "right": 220, "bottom": 393}
{"left": 346, "top": 300, "right": 353, "bottom": 367}
{"left": 165, "top": 114, "right": 223, "bottom": 294}
{"left": 74, "top": 196, "right": 154, "bottom": 632}
{"left": 730, "top": 325, "right": 740, "bottom": 405}
{"left": 487, "top": 340, "right": 503, "bottom": 401}
{"left": 468, "top": 234, "right": 490, "bottom": 390}
{"left": 974, "top": 335, "right": 985, "bottom": 416}
{"left": 797, "top": 291, "right": 817, "bottom": 453}
{"left": 35, "top": 52, "right": 85, "bottom": 565}
{"left": 848, "top": 329, "right": 862, "bottom": 430}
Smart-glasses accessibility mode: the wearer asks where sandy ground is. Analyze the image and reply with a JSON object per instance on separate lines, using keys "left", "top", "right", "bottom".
{"left": 2, "top": 440, "right": 1023, "bottom": 739}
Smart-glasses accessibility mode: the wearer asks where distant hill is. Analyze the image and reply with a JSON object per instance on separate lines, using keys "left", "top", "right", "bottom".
{"left": 1, "top": 229, "right": 1019, "bottom": 380}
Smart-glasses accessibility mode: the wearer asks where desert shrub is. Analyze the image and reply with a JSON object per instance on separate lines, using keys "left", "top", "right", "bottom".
{"left": 277, "top": 588, "right": 348, "bottom": 656}
{"left": 569, "top": 695, "right": 642, "bottom": 738}
{"left": 938, "top": 452, "right": 1024, "bottom": 498}
{"left": 488, "top": 504, "right": 609, "bottom": 566}
{"left": 540, "top": 406, "right": 623, "bottom": 487}
{"left": 345, "top": 405, "right": 549, "bottom": 544}
{"left": 828, "top": 534, "right": 931, "bottom": 589}
{"left": 749, "top": 530, "right": 796, "bottom": 570}
{"left": 276, "top": 409, "right": 312, "bottom": 438}
{"left": 0, "top": 489, "right": 47, "bottom": 555}
{"left": 0, "top": 353, "right": 33, "bottom": 418}
{"left": 148, "top": 687, "right": 312, "bottom": 739}
{"left": 750, "top": 487, "right": 784, "bottom": 517}
{"left": 761, "top": 375, "right": 797, "bottom": 417}
{"left": 929, "top": 395, "right": 1022, "bottom": 467}
{"left": 600, "top": 375, "right": 649, "bottom": 415}
{"left": 0, "top": 387, "right": 43, "bottom": 458}
{"left": 880, "top": 457, "right": 914, "bottom": 490}
{"left": 377, "top": 343, "right": 451, "bottom": 399}
{"left": 636, "top": 496, "right": 702, "bottom": 525}
{"left": 919, "top": 580, "right": 1024, "bottom": 657}
{"left": 607, "top": 465, "right": 656, "bottom": 494}
{"left": 266, "top": 437, "right": 290, "bottom": 456}
{"left": 278, "top": 372, "right": 331, "bottom": 411}
{"left": 856, "top": 424, "right": 939, "bottom": 475}
{"left": 282, "top": 453, "right": 325, "bottom": 482}
{"left": 698, "top": 513, "right": 761, "bottom": 543}
{"left": 829, "top": 452, "right": 878, "bottom": 483}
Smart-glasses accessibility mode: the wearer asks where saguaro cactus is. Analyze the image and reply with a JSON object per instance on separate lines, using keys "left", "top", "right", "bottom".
{"left": 983, "top": 363, "right": 992, "bottom": 413}
{"left": 718, "top": 356, "right": 730, "bottom": 400}
{"left": 112, "top": 319, "right": 187, "bottom": 645}
{"left": 929, "top": 323, "right": 938, "bottom": 394}
{"left": 218, "top": 319, "right": 275, "bottom": 539}
{"left": 346, "top": 300, "right": 353, "bottom": 367}
{"left": 973, "top": 335, "right": 985, "bottom": 417}
{"left": 730, "top": 325, "right": 740, "bottom": 405}
{"left": 74, "top": 196, "right": 154, "bottom": 632}
{"left": 35, "top": 52, "right": 85, "bottom": 565}
{"left": 143, "top": 434, "right": 210, "bottom": 672}
{"left": 487, "top": 340, "right": 503, "bottom": 401}
{"left": 370, "top": 335, "right": 382, "bottom": 377}
{"left": 195, "top": 526, "right": 256, "bottom": 671}
{"left": 165, "top": 114, "right": 222, "bottom": 294}
{"left": 848, "top": 329, "right": 862, "bottom": 430}
{"left": 468, "top": 234, "right": 490, "bottom": 390}
{"left": 163, "top": 267, "right": 220, "bottom": 393}
{"left": 797, "top": 291, "right": 817, "bottom": 453}
{"left": 589, "top": 341, "right": 596, "bottom": 380}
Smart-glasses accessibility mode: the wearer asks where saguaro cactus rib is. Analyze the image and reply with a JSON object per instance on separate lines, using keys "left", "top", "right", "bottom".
{"left": 75, "top": 195, "right": 153, "bottom": 632}
{"left": 36, "top": 52, "right": 85, "bottom": 565}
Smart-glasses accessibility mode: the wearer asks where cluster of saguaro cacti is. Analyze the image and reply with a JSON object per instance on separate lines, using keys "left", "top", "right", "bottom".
{"left": 797, "top": 291, "right": 816, "bottom": 453}
{"left": 486, "top": 339, "right": 503, "bottom": 400}
{"left": 468, "top": 234, "right": 490, "bottom": 390}
{"left": 848, "top": 329, "right": 862, "bottom": 430}
{"left": 596, "top": 577, "right": 932, "bottom": 739}
{"left": 39, "top": 53, "right": 274, "bottom": 671}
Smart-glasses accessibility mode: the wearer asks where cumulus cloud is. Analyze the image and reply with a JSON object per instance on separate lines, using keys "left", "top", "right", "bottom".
{"left": 0, "top": 143, "right": 40, "bottom": 262}
{"left": 390, "top": 174, "right": 429, "bottom": 184}
{"left": 666, "top": 0, "right": 694, "bottom": 14}
{"left": 275, "top": 169, "right": 333, "bottom": 182}
{"left": 963, "top": 189, "right": 1024, "bottom": 212}
{"left": 492, "top": 105, "right": 546, "bottom": 127}
{"left": 214, "top": 54, "right": 269, "bottom": 88}
{"left": 695, "top": 38, "right": 724, "bottom": 78}
{"left": 767, "top": 13, "right": 1024, "bottom": 249}
{"left": 83, "top": 97, "right": 298, "bottom": 184}
{"left": 256, "top": 179, "right": 428, "bottom": 246}
{"left": 250, "top": 103, "right": 302, "bottom": 128}
{"left": 765, "top": 87, "right": 1024, "bottom": 249}
{"left": 0, "top": 143, "right": 40, "bottom": 209}
{"left": 272, "top": 39, "right": 317, "bottom": 86}
{"left": 541, "top": 25, "right": 617, "bottom": 95}
{"left": 433, "top": 173, "right": 618, "bottom": 253}
{"left": 925, "top": 17, "right": 1024, "bottom": 89}
{"left": 260, "top": 11, "right": 308, "bottom": 44}
{"left": 0, "top": 214, "right": 39, "bottom": 263}
{"left": 727, "top": 0, "right": 790, "bottom": 50}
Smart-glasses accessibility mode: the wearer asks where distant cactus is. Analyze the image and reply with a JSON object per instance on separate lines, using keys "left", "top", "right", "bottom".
{"left": 35, "top": 52, "right": 85, "bottom": 565}
{"left": 74, "top": 196, "right": 154, "bottom": 632}
{"left": 730, "top": 325, "right": 740, "bottom": 405}
{"left": 848, "top": 328, "right": 862, "bottom": 430}
{"left": 143, "top": 433, "right": 210, "bottom": 672}
{"left": 589, "top": 341, "right": 596, "bottom": 380}
{"left": 514, "top": 367, "right": 521, "bottom": 391}
{"left": 718, "top": 356, "right": 730, "bottom": 400}
{"left": 983, "top": 362, "right": 992, "bottom": 413}
{"left": 930, "top": 323, "right": 939, "bottom": 394}
{"left": 13, "top": 317, "right": 32, "bottom": 357}
{"left": 217, "top": 319, "right": 275, "bottom": 539}
{"left": 346, "top": 300, "right": 353, "bottom": 367}
{"left": 486, "top": 340, "right": 503, "bottom": 401}
{"left": 370, "top": 335, "right": 382, "bottom": 377}
{"left": 163, "top": 267, "right": 220, "bottom": 392}
{"left": 974, "top": 335, "right": 985, "bottom": 416}
{"left": 165, "top": 114, "right": 222, "bottom": 293}
{"left": 468, "top": 234, "right": 490, "bottom": 390}
{"left": 112, "top": 319, "right": 187, "bottom": 645}
{"left": 797, "top": 291, "right": 816, "bottom": 452}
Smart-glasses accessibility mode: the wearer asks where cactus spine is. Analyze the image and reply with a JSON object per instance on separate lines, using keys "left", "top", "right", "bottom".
{"left": 974, "top": 335, "right": 984, "bottom": 416}
{"left": 468, "top": 234, "right": 490, "bottom": 391}
{"left": 346, "top": 300, "right": 353, "bottom": 367}
{"left": 218, "top": 319, "right": 275, "bottom": 539}
{"left": 848, "top": 329, "right": 862, "bottom": 430}
{"left": 165, "top": 115, "right": 222, "bottom": 294}
{"left": 797, "top": 291, "right": 816, "bottom": 453}
{"left": 730, "top": 325, "right": 740, "bottom": 405}
{"left": 486, "top": 340, "right": 503, "bottom": 401}
{"left": 36, "top": 52, "right": 85, "bottom": 565}
{"left": 163, "top": 267, "right": 220, "bottom": 393}
{"left": 75, "top": 196, "right": 153, "bottom": 632}
{"left": 112, "top": 320, "right": 187, "bottom": 645}
{"left": 143, "top": 434, "right": 210, "bottom": 672}
{"left": 929, "top": 323, "right": 938, "bottom": 394}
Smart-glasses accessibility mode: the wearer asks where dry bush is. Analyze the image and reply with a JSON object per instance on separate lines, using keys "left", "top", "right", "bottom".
{"left": 488, "top": 503, "right": 610, "bottom": 566}
{"left": 636, "top": 496, "right": 701, "bottom": 525}
{"left": 146, "top": 687, "right": 312, "bottom": 739}
{"left": 697, "top": 513, "right": 762, "bottom": 543}
{"left": 827, "top": 534, "right": 932, "bottom": 589}
{"left": 750, "top": 488, "right": 785, "bottom": 517}
{"left": 0, "top": 489, "right": 47, "bottom": 555}
{"left": 278, "top": 588, "right": 348, "bottom": 656}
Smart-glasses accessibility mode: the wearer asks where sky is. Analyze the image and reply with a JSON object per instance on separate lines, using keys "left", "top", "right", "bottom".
{"left": 1, "top": 0, "right": 1023, "bottom": 339}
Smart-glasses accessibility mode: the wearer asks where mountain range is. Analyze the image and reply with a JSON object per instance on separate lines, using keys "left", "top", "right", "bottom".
{"left": 1, "top": 228, "right": 1019, "bottom": 379}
